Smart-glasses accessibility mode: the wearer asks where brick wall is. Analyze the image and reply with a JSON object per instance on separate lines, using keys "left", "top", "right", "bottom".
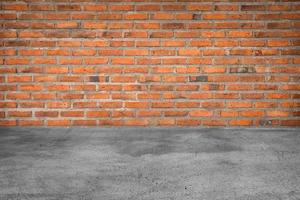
{"left": 0, "top": 0, "right": 299, "bottom": 126}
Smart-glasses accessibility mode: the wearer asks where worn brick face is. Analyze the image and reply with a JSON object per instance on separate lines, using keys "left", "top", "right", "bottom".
{"left": 0, "top": 1, "right": 299, "bottom": 127}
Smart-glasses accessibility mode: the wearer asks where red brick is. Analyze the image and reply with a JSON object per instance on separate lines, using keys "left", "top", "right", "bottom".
{"left": 124, "top": 14, "right": 148, "bottom": 20}
{"left": 227, "top": 102, "right": 252, "bottom": 108}
{"left": 136, "top": 4, "right": 161, "bottom": 11}
{"left": 187, "top": 4, "right": 212, "bottom": 11}
{"left": 48, "top": 120, "right": 71, "bottom": 126}
{"left": 112, "top": 58, "right": 134, "bottom": 65}
{"left": 30, "top": 4, "right": 54, "bottom": 11}
{"left": 73, "top": 120, "right": 97, "bottom": 126}
{"left": 136, "top": 40, "right": 160, "bottom": 47}
{"left": 267, "top": 111, "right": 289, "bottom": 117}
{"left": 32, "top": 93, "right": 56, "bottom": 100}
{"left": 48, "top": 102, "right": 70, "bottom": 109}
{"left": 7, "top": 76, "right": 32, "bottom": 82}
{"left": 229, "top": 120, "right": 252, "bottom": 126}
{"left": 176, "top": 102, "right": 200, "bottom": 108}
{"left": 35, "top": 111, "right": 58, "bottom": 118}
{"left": 152, "top": 102, "right": 174, "bottom": 108}
{"left": 3, "top": 4, "right": 28, "bottom": 11}
{"left": 177, "top": 119, "right": 201, "bottom": 126}
{"left": 241, "top": 5, "right": 265, "bottom": 11}
{"left": 215, "top": 5, "right": 239, "bottom": 11}
{"left": 0, "top": 31, "right": 17, "bottom": 38}
{"left": 165, "top": 111, "right": 188, "bottom": 117}
{"left": 8, "top": 111, "right": 32, "bottom": 118}
{"left": 32, "top": 58, "right": 56, "bottom": 65}
{"left": 178, "top": 49, "right": 201, "bottom": 56}
{"left": 190, "top": 110, "right": 212, "bottom": 117}
{"left": 6, "top": 93, "right": 30, "bottom": 100}
{"left": 240, "top": 110, "right": 264, "bottom": 117}
{"left": 19, "top": 49, "right": 43, "bottom": 56}
{"left": 108, "top": 23, "right": 132, "bottom": 29}
{"left": 86, "top": 93, "right": 109, "bottom": 99}
{"left": 19, "top": 102, "right": 44, "bottom": 108}
{"left": 280, "top": 120, "right": 300, "bottom": 126}
{"left": 0, "top": 13, "right": 17, "bottom": 20}
{"left": 110, "top": 5, "right": 133, "bottom": 11}
{"left": 157, "top": 119, "right": 175, "bottom": 126}
{"left": 203, "top": 120, "right": 226, "bottom": 126}
{"left": 150, "top": 32, "right": 173, "bottom": 38}
{"left": 136, "top": 23, "right": 160, "bottom": 29}
{"left": 125, "top": 102, "right": 149, "bottom": 109}
{"left": 83, "top": 5, "right": 106, "bottom": 11}
{"left": 61, "top": 111, "right": 84, "bottom": 117}
{"left": 0, "top": 120, "right": 17, "bottom": 126}
{"left": 124, "top": 120, "right": 149, "bottom": 126}
{"left": 220, "top": 111, "right": 238, "bottom": 118}
{"left": 99, "top": 102, "right": 122, "bottom": 108}
{"left": 138, "top": 111, "right": 161, "bottom": 117}
{"left": 163, "top": 5, "right": 185, "bottom": 11}
{"left": 19, "top": 120, "right": 43, "bottom": 126}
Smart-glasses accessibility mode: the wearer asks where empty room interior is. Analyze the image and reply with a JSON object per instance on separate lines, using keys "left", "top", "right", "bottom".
{"left": 0, "top": 0, "right": 299, "bottom": 199}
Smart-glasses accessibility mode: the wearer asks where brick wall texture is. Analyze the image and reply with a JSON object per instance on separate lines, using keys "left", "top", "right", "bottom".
{"left": 0, "top": 0, "right": 299, "bottom": 126}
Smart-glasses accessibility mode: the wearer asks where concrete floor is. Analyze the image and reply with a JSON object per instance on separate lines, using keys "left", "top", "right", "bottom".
{"left": 0, "top": 127, "right": 299, "bottom": 200}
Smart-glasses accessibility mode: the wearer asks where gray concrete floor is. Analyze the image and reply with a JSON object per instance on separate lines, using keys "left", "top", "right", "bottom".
{"left": 0, "top": 127, "right": 299, "bottom": 200}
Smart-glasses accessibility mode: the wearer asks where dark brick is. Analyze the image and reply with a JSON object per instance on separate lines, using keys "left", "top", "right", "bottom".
{"left": 189, "top": 76, "right": 208, "bottom": 82}
{"left": 209, "top": 84, "right": 220, "bottom": 90}
{"left": 259, "top": 120, "right": 273, "bottom": 126}
{"left": 57, "top": 5, "right": 81, "bottom": 11}
{"left": 162, "top": 23, "right": 185, "bottom": 29}
{"left": 72, "top": 31, "right": 97, "bottom": 38}
{"left": 293, "top": 111, "right": 300, "bottom": 116}
{"left": 192, "top": 14, "right": 201, "bottom": 20}
{"left": 241, "top": 5, "right": 265, "bottom": 11}
{"left": 89, "top": 76, "right": 99, "bottom": 82}
{"left": 292, "top": 94, "right": 300, "bottom": 99}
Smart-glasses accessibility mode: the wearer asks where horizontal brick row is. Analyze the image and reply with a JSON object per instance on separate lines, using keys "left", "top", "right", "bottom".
{"left": 1, "top": 3, "right": 299, "bottom": 11}
{"left": 0, "top": 119, "right": 299, "bottom": 127}
{"left": 1, "top": 48, "right": 299, "bottom": 55}
{"left": 1, "top": 101, "right": 299, "bottom": 108}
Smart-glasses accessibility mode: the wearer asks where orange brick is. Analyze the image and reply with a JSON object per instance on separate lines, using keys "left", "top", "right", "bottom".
{"left": 111, "top": 58, "right": 134, "bottom": 65}
{"left": 240, "top": 110, "right": 264, "bottom": 117}
{"left": 83, "top": 4, "right": 106, "bottom": 11}
{"left": 220, "top": 111, "right": 238, "bottom": 118}
{"left": 125, "top": 102, "right": 149, "bottom": 108}
{"left": 189, "top": 110, "right": 212, "bottom": 117}
{"left": 19, "top": 120, "right": 43, "bottom": 126}
{"left": 35, "top": 111, "right": 58, "bottom": 118}
{"left": 112, "top": 111, "right": 134, "bottom": 118}
{"left": 229, "top": 120, "right": 252, "bottom": 126}
{"left": 48, "top": 120, "right": 71, "bottom": 126}
{"left": 203, "top": 120, "right": 226, "bottom": 126}
{"left": 165, "top": 111, "right": 188, "bottom": 117}
{"left": 157, "top": 119, "right": 176, "bottom": 126}
{"left": 177, "top": 119, "right": 201, "bottom": 126}
{"left": 110, "top": 5, "right": 133, "bottom": 11}
{"left": 267, "top": 111, "right": 290, "bottom": 117}
{"left": 8, "top": 111, "right": 32, "bottom": 117}
{"left": 138, "top": 111, "right": 161, "bottom": 117}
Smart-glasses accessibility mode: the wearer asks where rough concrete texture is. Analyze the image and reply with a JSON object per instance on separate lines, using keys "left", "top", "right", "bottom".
{"left": 0, "top": 127, "right": 299, "bottom": 200}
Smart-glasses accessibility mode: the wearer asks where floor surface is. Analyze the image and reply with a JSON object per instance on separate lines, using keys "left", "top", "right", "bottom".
{"left": 0, "top": 127, "right": 299, "bottom": 200}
